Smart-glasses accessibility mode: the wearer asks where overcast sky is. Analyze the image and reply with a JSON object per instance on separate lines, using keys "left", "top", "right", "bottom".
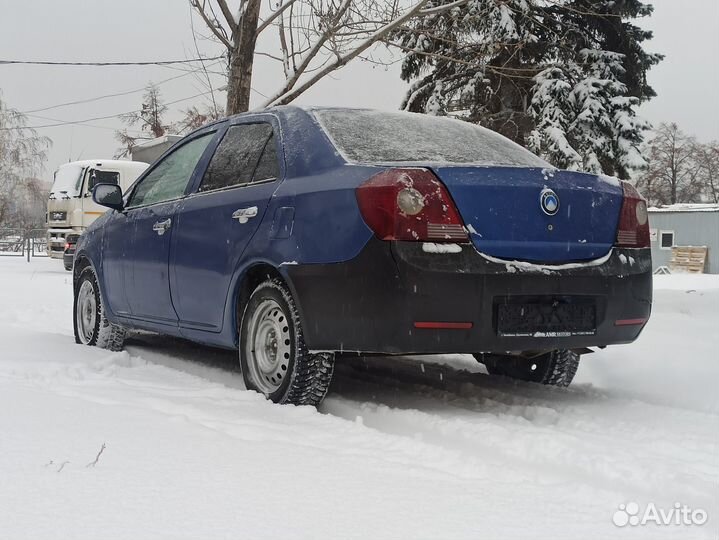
{"left": 0, "top": 0, "right": 717, "bottom": 180}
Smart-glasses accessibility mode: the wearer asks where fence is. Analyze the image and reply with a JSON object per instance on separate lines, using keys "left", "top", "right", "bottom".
{"left": 0, "top": 228, "right": 49, "bottom": 260}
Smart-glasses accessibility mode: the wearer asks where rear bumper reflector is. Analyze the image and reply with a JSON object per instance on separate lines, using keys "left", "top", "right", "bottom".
{"left": 614, "top": 318, "right": 648, "bottom": 326}
{"left": 616, "top": 230, "right": 637, "bottom": 245}
{"left": 414, "top": 321, "right": 473, "bottom": 329}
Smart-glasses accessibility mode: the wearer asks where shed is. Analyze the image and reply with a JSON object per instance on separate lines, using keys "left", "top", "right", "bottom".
{"left": 647, "top": 204, "right": 719, "bottom": 274}
{"left": 130, "top": 135, "right": 182, "bottom": 165}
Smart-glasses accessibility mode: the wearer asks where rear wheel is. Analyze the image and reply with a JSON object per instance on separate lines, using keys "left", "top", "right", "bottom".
{"left": 240, "top": 278, "right": 334, "bottom": 406}
{"left": 474, "top": 350, "right": 580, "bottom": 387}
{"left": 73, "top": 267, "right": 126, "bottom": 351}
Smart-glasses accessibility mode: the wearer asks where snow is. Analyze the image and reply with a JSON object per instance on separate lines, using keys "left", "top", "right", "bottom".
{"left": 50, "top": 163, "right": 83, "bottom": 197}
{"left": 528, "top": 49, "right": 649, "bottom": 174}
{"left": 313, "top": 108, "right": 550, "bottom": 167}
{"left": 421, "top": 242, "right": 462, "bottom": 253}
{"left": 0, "top": 257, "right": 717, "bottom": 539}
{"left": 479, "top": 248, "right": 613, "bottom": 273}
{"left": 648, "top": 203, "right": 719, "bottom": 213}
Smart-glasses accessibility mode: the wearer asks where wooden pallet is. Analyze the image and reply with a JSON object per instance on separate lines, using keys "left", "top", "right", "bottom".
{"left": 669, "top": 246, "right": 708, "bottom": 273}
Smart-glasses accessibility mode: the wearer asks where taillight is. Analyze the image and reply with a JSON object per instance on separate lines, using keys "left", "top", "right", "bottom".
{"left": 355, "top": 168, "right": 468, "bottom": 242}
{"left": 615, "top": 181, "right": 649, "bottom": 248}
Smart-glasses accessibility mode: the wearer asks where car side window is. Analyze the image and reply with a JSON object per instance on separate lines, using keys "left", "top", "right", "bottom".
{"left": 199, "top": 123, "right": 278, "bottom": 192}
{"left": 252, "top": 132, "right": 279, "bottom": 183}
{"left": 127, "top": 133, "right": 214, "bottom": 208}
{"left": 87, "top": 169, "right": 120, "bottom": 192}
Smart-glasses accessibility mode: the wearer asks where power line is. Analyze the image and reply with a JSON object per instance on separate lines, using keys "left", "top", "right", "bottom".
{"left": 21, "top": 74, "right": 190, "bottom": 114}
{"left": 21, "top": 61, "right": 226, "bottom": 114}
{"left": 1, "top": 90, "right": 218, "bottom": 131}
{"left": 26, "top": 113, "right": 146, "bottom": 134}
{"left": 0, "top": 56, "right": 224, "bottom": 67}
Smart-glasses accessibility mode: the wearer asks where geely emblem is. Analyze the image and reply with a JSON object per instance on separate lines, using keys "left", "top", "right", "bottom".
{"left": 540, "top": 188, "right": 559, "bottom": 216}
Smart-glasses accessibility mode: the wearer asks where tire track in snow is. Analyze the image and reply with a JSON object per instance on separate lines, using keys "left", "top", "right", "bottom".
{"left": 322, "top": 357, "right": 718, "bottom": 509}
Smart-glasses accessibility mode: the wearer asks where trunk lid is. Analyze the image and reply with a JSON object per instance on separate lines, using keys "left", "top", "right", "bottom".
{"left": 432, "top": 166, "right": 623, "bottom": 263}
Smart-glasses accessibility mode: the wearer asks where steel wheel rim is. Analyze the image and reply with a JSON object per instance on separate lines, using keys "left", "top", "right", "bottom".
{"left": 76, "top": 280, "right": 97, "bottom": 344}
{"left": 245, "top": 299, "right": 291, "bottom": 395}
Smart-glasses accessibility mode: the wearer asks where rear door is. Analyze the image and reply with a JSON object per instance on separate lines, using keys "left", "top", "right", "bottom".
{"left": 171, "top": 120, "right": 282, "bottom": 332}
{"left": 122, "top": 132, "right": 216, "bottom": 325}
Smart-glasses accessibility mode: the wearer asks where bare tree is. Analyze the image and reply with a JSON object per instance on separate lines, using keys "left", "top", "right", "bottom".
{"left": 177, "top": 104, "right": 224, "bottom": 133}
{"left": 190, "top": 0, "right": 469, "bottom": 115}
{"left": 14, "top": 177, "right": 49, "bottom": 230}
{"left": 693, "top": 141, "right": 719, "bottom": 204}
{"left": 0, "top": 92, "right": 51, "bottom": 227}
{"left": 635, "top": 123, "right": 701, "bottom": 206}
{"left": 114, "top": 83, "right": 171, "bottom": 158}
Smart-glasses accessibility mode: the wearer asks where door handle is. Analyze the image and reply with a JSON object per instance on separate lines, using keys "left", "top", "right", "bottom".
{"left": 232, "top": 206, "right": 258, "bottom": 224}
{"left": 152, "top": 218, "right": 172, "bottom": 235}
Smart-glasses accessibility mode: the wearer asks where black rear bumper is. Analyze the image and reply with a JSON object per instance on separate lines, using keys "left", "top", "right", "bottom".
{"left": 287, "top": 240, "right": 652, "bottom": 355}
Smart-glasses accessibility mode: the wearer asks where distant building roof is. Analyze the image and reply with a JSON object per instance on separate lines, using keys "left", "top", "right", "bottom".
{"left": 648, "top": 203, "right": 719, "bottom": 213}
{"left": 133, "top": 134, "right": 182, "bottom": 150}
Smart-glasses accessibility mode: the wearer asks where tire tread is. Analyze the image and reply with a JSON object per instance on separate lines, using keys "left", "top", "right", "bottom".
{"left": 243, "top": 278, "right": 334, "bottom": 406}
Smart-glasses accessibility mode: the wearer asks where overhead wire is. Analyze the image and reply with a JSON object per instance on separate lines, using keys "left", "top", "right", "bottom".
{"left": 1, "top": 90, "right": 219, "bottom": 130}
{"left": 0, "top": 56, "right": 224, "bottom": 67}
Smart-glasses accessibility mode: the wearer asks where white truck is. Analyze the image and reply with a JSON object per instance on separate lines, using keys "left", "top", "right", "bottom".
{"left": 46, "top": 160, "right": 148, "bottom": 260}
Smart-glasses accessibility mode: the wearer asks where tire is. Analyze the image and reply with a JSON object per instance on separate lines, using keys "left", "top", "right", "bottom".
{"left": 73, "top": 266, "right": 126, "bottom": 351}
{"left": 64, "top": 261, "right": 73, "bottom": 272}
{"left": 474, "top": 349, "right": 580, "bottom": 387}
{"left": 240, "top": 278, "right": 334, "bottom": 406}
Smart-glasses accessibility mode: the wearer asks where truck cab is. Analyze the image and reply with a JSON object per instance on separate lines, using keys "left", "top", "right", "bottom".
{"left": 47, "top": 160, "right": 148, "bottom": 259}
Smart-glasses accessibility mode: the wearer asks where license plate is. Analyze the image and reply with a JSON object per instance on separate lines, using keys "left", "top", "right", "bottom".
{"left": 497, "top": 300, "right": 596, "bottom": 337}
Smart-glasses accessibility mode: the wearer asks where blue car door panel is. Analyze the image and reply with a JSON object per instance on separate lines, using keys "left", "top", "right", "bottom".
{"left": 171, "top": 121, "right": 282, "bottom": 332}
{"left": 100, "top": 211, "right": 133, "bottom": 316}
{"left": 122, "top": 131, "right": 216, "bottom": 324}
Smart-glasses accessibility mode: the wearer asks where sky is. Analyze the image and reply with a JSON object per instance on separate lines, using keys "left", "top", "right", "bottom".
{"left": 0, "top": 0, "right": 717, "bottom": 182}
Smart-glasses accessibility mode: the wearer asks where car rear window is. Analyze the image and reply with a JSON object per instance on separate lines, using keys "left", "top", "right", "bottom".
{"left": 314, "top": 109, "right": 549, "bottom": 167}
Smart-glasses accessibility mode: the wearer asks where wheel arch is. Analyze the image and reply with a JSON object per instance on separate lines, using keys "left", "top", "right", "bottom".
{"left": 229, "top": 262, "right": 305, "bottom": 348}
{"left": 72, "top": 251, "right": 120, "bottom": 322}
{"left": 72, "top": 252, "right": 94, "bottom": 290}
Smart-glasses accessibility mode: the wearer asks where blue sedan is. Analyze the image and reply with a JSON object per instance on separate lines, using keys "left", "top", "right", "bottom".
{"left": 74, "top": 107, "right": 652, "bottom": 406}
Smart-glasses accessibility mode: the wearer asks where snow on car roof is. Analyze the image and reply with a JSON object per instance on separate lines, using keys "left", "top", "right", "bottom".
{"left": 308, "top": 107, "right": 550, "bottom": 167}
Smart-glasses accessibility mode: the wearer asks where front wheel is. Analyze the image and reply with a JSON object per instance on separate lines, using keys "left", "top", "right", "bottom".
{"left": 240, "top": 278, "right": 334, "bottom": 406}
{"left": 73, "top": 266, "right": 126, "bottom": 351}
{"left": 474, "top": 349, "right": 580, "bottom": 387}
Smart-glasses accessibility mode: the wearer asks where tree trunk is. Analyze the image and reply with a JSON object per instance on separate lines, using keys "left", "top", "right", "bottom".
{"left": 226, "top": 0, "right": 262, "bottom": 115}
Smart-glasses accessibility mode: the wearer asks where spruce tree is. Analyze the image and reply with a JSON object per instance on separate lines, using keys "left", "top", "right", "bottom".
{"left": 396, "top": 0, "right": 662, "bottom": 178}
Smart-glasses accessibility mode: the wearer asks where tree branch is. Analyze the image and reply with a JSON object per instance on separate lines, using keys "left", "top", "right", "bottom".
{"left": 257, "top": 0, "right": 300, "bottom": 35}
{"left": 216, "top": 0, "right": 239, "bottom": 31}
{"left": 262, "top": 0, "right": 472, "bottom": 108}
{"left": 190, "top": 0, "right": 233, "bottom": 49}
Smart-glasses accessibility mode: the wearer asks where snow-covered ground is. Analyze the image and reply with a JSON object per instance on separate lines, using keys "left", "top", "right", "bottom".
{"left": 0, "top": 257, "right": 717, "bottom": 539}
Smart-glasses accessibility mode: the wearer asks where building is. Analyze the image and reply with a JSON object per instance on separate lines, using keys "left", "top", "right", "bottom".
{"left": 130, "top": 135, "right": 182, "bottom": 165}
{"left": 648, "top": 204, "right": 719, "bottom": 274}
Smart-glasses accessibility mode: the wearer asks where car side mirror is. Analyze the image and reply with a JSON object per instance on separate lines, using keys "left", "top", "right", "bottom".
{"left": 92, "top": 183, "right": 124, "bottom": 211}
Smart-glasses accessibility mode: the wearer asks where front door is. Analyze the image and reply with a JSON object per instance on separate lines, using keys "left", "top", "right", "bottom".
{"left": 171, "top": 121, "right": 282, "bottom": 332}
{"left": 100, "top": 210, "right": 133, "bottom": 316}
{"left": 122, "top": 132, "right": 216, "bottom": 324}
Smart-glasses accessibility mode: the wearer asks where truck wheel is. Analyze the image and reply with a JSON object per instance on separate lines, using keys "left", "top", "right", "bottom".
{"left": 240, "top": 278, "right": 334, "bottom": 406}
{"left": 474, "top": 350, "right": 580, "bottom": 387}
{"left": 74, "top": 267, "right": 126, "bottom": 351}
